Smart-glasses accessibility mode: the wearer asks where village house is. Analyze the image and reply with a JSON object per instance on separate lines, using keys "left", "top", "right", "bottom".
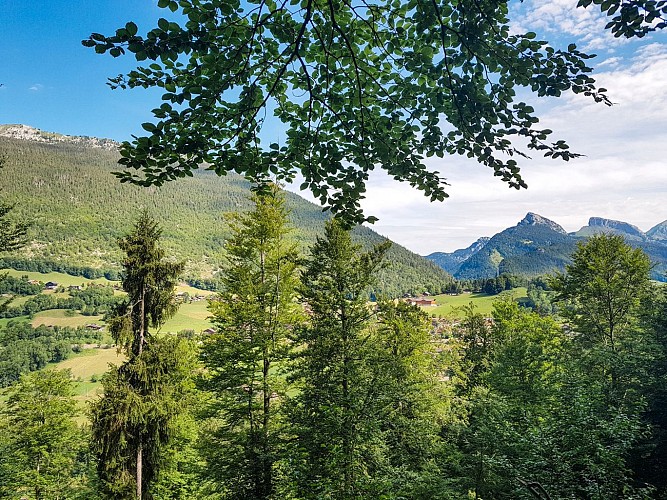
{"left": 406, "top": 297, "right": 437, "bottom": 307}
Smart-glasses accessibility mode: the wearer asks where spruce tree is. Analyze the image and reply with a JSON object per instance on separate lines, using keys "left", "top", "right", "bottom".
{"left": 90, "top": 212, "right": 193, "bottom": 500}
{"left": 288, "top": 220, "right": 390, "bottom": 498}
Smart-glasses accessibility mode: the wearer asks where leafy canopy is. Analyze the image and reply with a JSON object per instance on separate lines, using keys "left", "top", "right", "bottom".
{"left": 83, "top": 0, "right": 621, "bottom": 225}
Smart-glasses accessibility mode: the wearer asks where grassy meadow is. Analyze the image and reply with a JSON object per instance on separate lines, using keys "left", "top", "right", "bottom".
{"left": 1, "top": 269, "right": 215, "bottom": 332}
{"left": 418, "top": 287, "right": 528, "bottom": 318}
{"left": 31, "top": 309, "right": 105, "bottom": 328}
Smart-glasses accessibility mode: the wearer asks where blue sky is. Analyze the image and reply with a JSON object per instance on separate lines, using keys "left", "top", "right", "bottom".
{"left": 1, "top": 0, "right": 666, "bottom": 253}
{"left": 1, "top": 1, "right": 167, "bottom": 140}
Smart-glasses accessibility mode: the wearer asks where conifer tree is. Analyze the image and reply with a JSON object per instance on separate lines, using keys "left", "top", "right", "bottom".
{"left": 0, "top": 370, "right": 84, "bottom": 499}
{"left": 0, "top": 156, "right": 29, "bottom": 253}
{"left": 200, "top": 186, "right": 301, "bottom": 499}
{"left": 90, "top": 212, "right": 193, "bottom": 500}
{"left": 288, "top": 220, "right": 391, "bottom": 498}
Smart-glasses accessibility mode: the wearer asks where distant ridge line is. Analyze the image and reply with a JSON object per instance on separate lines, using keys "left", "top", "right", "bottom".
{"left": 0, "top": 124, "right": 119, "bottom": 151}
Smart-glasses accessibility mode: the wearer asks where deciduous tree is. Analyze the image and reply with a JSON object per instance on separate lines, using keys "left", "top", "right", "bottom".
{"left": 551, "top": 233, "right": 653, "bottom": 395}
{"left": 0, "top": 370, "right": 86, "bottom": 500}
{"left": 82, "top": 0, "right": 631, "bottom": 225}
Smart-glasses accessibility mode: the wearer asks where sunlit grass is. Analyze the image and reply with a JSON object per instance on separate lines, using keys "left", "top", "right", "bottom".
{"left": 31, "top": 309, "right": 104, "bottom": 328}
{"left": 419, "top": 287, "right": 528, "bottom": 318}
{"left": 161, "top": 299, "right": 213, "bottom": 333}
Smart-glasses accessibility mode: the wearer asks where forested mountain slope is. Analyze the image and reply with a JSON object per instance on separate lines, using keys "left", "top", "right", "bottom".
{"left": 0, "top": 132, "right": 451, "bottom": 296}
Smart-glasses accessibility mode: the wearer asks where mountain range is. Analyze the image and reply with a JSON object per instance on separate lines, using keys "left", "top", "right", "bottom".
{"left": 0, "top": 125, "right": 452, "bottom": 296}
{"left": 426, "top": 213, "right": 667, "bottom": 281}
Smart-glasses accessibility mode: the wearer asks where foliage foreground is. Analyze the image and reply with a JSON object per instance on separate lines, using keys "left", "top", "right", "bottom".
{"left": 1, "top": 196, "right": 667, "bottom": 499}
{"left": 83, "top": 0, "right": 666, "bottom": 224}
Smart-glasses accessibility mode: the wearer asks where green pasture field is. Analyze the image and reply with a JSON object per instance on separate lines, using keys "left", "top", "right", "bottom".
{"left": 31, "top": 309, "right": 105, "bottom": 328}
{"left": 50, "top": 348, "right": 125, "bottom": 414}
{"left": 4, "top": 295, "right": 30, "bottom": 307}
{"left": 1, "top": 268, "right": 215, "bottom": 332}
{"left": 176, "top": 283, "right": 216, "bottom": 296}
{"left": 1, "top": 297, "right": 211, "bottom": 333}
{"left": 50, "top": 348, "right": 124, "bottom": 382}
{"left": 0, "top": 268, "right": 117, "bottom": 287}
{"left": 419, "top": 287, "right": 528, "bottom": 318}
{"left": 161, "top": 299, "right": 213, "bottom": 333}
{"left": 0, "top": 316, "right": 29, "bottom": 327}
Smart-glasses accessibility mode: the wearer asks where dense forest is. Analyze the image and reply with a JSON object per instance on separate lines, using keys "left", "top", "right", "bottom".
{"left": 1, "top": 190, "right": 666, "bottom": 499}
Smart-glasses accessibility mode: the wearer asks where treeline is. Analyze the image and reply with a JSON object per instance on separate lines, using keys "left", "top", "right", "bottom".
{"left": 443, "top": 273, "right": 526, "bottom": 295}
{"left": 0, "top": 256, "right": 120, "bottom": 280}
{"left": 0, "top": 321, "right": 103, "bottom": 387}
{"left": 1, "top": 284, "right": 120, "bottom": 318}
{"left": 0, "top": 274, "right": 43, "bottom": 295}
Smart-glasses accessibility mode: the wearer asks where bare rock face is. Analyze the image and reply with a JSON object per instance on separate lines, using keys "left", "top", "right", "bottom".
{"left": 517, "top": 212, "right": 567, "bottom": 235}
{"left": 0, "top": 124, "right": 119, "bottom": 151}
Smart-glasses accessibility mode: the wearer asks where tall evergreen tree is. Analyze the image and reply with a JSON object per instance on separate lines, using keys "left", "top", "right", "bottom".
{"left": 200, "top": 187, "right": 301, "bottom": 499}
{"left": 0, "top": 156, "right": 29, "bottom": 254}
{"left": 0, "top": 201, "right": 29, "bottom": 253}
{"left": 90, "top": 212, "right": 193, "bottom": 500}
{"left": 288, "top": 220, "right": 391, "bottom": 498}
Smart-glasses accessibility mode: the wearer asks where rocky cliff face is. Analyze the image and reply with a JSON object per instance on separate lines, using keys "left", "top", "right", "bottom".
{"left": 0, "top": 124, "right": 119, "bottom": 151}
{"left": 588, "top": 217, "right": 646, "bottom": 238}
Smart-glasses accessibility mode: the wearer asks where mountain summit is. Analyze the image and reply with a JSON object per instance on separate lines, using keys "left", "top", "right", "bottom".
{"left": 518, "top": 212, "right": 567, "bottom": 234}
{"left": 426, "top": 237, "right": 490, "bottom": 275}
{"left": 573, "top": 217, "right": 647, "bottom": 241}
{"left": 427, "top": 213, "right": 667, "bottom": 281}
{"left": 647, "top": 220, "right": 667, "bottom": 241}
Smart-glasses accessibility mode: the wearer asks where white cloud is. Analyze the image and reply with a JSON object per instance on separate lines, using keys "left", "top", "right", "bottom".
{"left": 512, "top": 0, "right": 630, "bottom": 51}
{"left": 28, "top": 83, "right": 44, "bottom": 92}
{"left": 596, "top": 56, "right": 623, "bottom": 69}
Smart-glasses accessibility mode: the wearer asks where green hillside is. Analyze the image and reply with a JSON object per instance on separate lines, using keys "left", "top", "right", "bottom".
{"left": 0, "top": 135, "right": 451, "bottom": 296}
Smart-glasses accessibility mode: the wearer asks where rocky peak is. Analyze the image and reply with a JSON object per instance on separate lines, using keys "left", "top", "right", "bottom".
{"left": 588, "top": 217, "right": 646, "bottom": 239}
{"left": 517, "top": 212, "right": 567, "bottom": 234}
{"left": 0, "top": 124, "right": 119, "bottom": 151}
{"left": 469, "top": 236, "right": 490, "bottom": 252}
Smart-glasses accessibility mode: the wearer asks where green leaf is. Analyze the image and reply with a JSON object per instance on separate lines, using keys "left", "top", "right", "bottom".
{"left": 125, "top": 22, "right": 138, "bottom": 37}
